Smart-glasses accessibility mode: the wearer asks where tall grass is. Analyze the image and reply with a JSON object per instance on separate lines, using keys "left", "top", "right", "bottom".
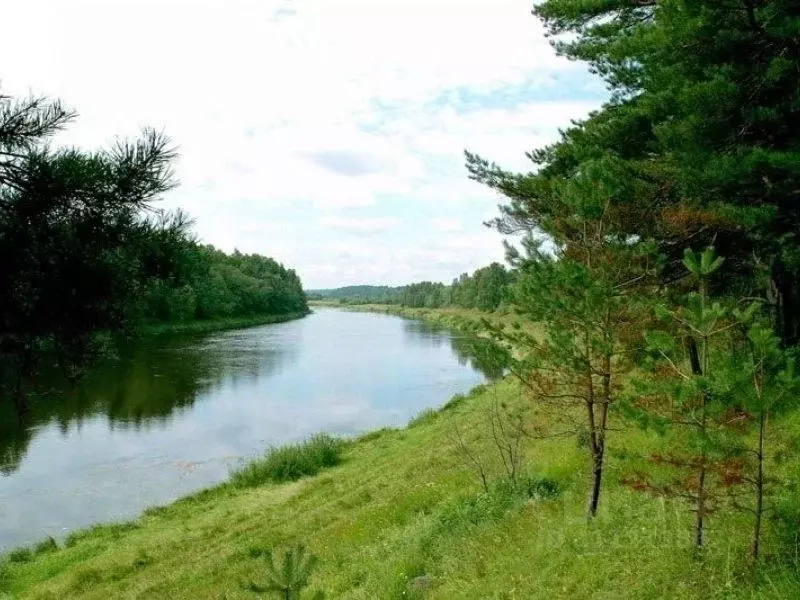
{"left": 231, "top": 434, "right": 345, "bottom": 487}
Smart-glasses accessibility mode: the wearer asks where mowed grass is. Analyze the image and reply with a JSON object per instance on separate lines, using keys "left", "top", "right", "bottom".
{"left": 3, "top": 377, "right": 800, "bottom": 599}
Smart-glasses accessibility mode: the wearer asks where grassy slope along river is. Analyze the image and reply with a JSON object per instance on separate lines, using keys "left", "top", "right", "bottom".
{"left": 3, "top": 308, "right": 800, "bottom": 599}
{"left": 140, "top": 310, "right": 311, "bottom": 337}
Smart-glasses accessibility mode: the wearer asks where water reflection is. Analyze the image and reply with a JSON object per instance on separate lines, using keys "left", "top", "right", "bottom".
{"left": 0, "top": 309, "right": 486, "bottom": 547}
{"left": 0, "top": 334, "right": 297, "bottom": 475}
{"left": 402, "top": 320, "right": 506, "bottom": 380}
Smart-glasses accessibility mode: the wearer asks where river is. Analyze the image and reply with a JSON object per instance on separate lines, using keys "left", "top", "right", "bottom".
{"left": 0, "top": 308, "right": 493, "bottom": 549}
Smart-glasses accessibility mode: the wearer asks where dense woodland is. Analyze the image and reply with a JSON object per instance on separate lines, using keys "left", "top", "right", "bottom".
{"left": 0, "top": 94, "right": 307, "bottom": 408}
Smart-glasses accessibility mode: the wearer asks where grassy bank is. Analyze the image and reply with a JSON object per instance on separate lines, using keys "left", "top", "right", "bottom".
{"left": 312, "top": 301, "right": 516, "bottom": 329}
{"left": 139, "top": 310, "right": 310, "bottom": 337}
{"left": 4, "top": 308, "right": 799, "bottom": 598}
{"left": 4, "top": 388, "right": 799, "bottom": 596}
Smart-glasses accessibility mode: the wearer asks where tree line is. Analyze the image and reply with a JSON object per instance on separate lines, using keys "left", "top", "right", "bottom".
{"left": 309, "top": 262, "right": 513, "bottom": 311}
{"left": 0, "top": 92, "right": 307, "bottom": 410}
{"left": 462, "top": 0, "right": 800, "bottom": 570}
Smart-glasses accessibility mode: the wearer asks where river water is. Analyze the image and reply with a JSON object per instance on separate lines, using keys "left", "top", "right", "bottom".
{"left": 0, "top": 308, "right": 492, "bottom": 548}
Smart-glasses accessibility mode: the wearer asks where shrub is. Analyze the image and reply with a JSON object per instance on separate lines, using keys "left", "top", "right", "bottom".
{"left": 437, "top": 475, "right": 562, "bottom": 533}
{"left": 517, "top": 475, "right": 561, "bottom": 501}
{"left": 5, "top": 548, "right": 33, "bottom": 564}
{"left": 407, "top": 408, "right": 438, "bottom": 428}
{"left": 231, "top": 434, "right": 344, "bottom": 487}
{"left": 441, "top": 393, "right": 466, "bottom": 411}
{"left": 34, "top": 536, "right": 58, "bottom": 555}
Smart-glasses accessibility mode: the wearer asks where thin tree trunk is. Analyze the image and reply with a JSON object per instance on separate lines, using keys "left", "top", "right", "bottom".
{"left": 695, "top": 466, "right": 706, "bottom": 550}
{"left": 687, "top": 338, "right": 702, "bottom": 376}
{"left": 589, "top": 353, "right": 612, "bottom": 519}
{"left": 687, "top": 335, "right": 708, "bottom": 550}
{"left": 772, "top": 260, "right": 798, "bottom": 346}
{"left": 585, "top": 395, "right": 601, "bottom": 518}
{"left": 751, "top": 408, "right": 767, "bottom": 563}
{"left": 588, "top": 450, "right": 604, "bottom": 518}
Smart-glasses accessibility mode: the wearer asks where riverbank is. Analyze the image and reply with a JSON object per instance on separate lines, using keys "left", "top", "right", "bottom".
{"left": 139, "top": 310, "right": 310, "bottom": 337}
{"left": 309, "top": 301, "right": 515, "bottom": 329}
{"left": 4, "top": 309, "right": 798, "bottom": 598}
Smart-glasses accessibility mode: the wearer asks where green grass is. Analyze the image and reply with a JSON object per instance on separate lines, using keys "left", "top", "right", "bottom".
{"left": 140, "top": 311, "right": 309, "bottom": 337}
{"left": 3, "top": 308, "right": 800, "bottom": 598}
{"left": 231, "top": 434, "right": 346, "bottom": 487}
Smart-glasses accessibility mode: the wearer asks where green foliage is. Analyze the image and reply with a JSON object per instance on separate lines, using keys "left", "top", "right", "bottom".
{"left": 307, "top": 286, "right": 401, "bottom": 304}
{"left": 437, "top": 475, "right": 560, "bottom": 533}
{"left": 4, "top": 549, "right": 32, "bottom": 564}
{"left": 140, "top": 245, "right": 307, "bottom": 324}
{"left": 441, "top": 393, "right": 466, "bottom": 412}
{"left": 401, "top": 263, "right": 514, "bottom": 310}
{"left": 33, "top": 537, "right": 58, "bottom": 555}
{"left": 529, "top": 0, "right": 800, "bottom": 343}
{"left": 0, "top": 91, "right": 183, "bottom": 393}
{"left": 231, "top": 434, "right": 345, "bottom": 487}
{"left": 250, "top": 544, "right": 318, "bottom": 600}
{"left": 0, "top": 90, "right": 308, "bottom": 409}
{"left": 312, "top": 262, "right": 513, "bottom": 312}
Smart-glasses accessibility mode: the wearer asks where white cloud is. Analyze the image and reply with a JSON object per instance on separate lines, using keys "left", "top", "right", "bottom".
{"left": 430, "top": 219, "right": 463, "bottom": 232}
{"left": 0, "top": 0, "right": 605, "bottom": 287}
{"left": 320, "top": 216, "right": 401, "bottom": 232}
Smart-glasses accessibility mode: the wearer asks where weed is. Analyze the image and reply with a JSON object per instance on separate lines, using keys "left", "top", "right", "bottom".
{"left": 407, "top": 408, "right": 438, "bottom": 428}
{"left": 231, "top": 434, "right": 344, "bottom": 487}
{"left": 33, "top": 536, "right": 58, "bottom": 555}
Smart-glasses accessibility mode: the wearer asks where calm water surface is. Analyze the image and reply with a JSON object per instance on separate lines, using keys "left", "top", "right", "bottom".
{"left": 0, "top": 308, "right": 491, "bottom": 548}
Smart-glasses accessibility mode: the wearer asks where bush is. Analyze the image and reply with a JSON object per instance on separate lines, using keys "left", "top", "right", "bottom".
{"left": 5, "top": 548, "right": 33, "bottom": 564}
{"left": 407, "top": 408, "right": 438, "bottom": 428}
{"left": 34, "top": 536, "right": 58, "bottom": 555}
{"left": 517, "top": 475, "right": 560, "bottom": 501}
{"left": 231, "top": 434, "right": 344, "bottom": 487}
{"left": 441, "top": 393, "right": 466, "bottom": 411}
{"left": 437, "top": 475, "right": 561, "bottom": 533}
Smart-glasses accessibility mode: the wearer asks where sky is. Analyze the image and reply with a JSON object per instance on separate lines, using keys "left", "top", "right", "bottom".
{"left": 1, "top": 0, "right": 605, "bottom": 289}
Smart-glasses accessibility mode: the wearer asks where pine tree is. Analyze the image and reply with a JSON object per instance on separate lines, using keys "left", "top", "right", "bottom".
{"left": 726, "top": 312, "right": 800, "bottom": 562}
{"left": 624, "top": 248, "right": 750, "bottom": 549}
{"left": 471, "top": 150, "right": 655, "bottom": 517}
{"left": 255, "top": 544, "right": 318, "bottom": 600}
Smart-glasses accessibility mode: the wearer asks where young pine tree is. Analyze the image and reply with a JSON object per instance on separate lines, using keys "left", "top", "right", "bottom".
{"left": 474, "top": 154, "right": 655, "bottom": 518}
{"left": 254, "top": 544, "right": 318, "bottom": 600}
{"left": 625, "top": 248, "right": 749, "bottom": 549}
{"left": 725, "top": 312, "right": 799, "bottom": 563}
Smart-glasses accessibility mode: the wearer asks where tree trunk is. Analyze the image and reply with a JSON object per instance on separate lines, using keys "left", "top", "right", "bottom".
{"left": 588, "top": 354, "right": 612, "bottom": 519}
{"left": 772, "top": 260, "right": 799, "bottom": 346}
{"left": 588, "top": 442, "right": 605, "bottom": 518}
{"left": 687, "top": 338, "right": 702, "bottom": 375}
{"left": 751, "top": 408, "right": 767, "bottom": 563}
{"left": 695, "top": 465, "right": 706, "bottom": 550}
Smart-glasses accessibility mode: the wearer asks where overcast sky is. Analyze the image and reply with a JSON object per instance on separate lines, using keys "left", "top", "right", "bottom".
{"left": 2, "top": 0, "right": 605, "bottom": 288}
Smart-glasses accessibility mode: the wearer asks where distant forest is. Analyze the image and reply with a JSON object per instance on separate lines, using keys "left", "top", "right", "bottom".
{"left": 307, "top": 262, "right": 513, "bottom": 311}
